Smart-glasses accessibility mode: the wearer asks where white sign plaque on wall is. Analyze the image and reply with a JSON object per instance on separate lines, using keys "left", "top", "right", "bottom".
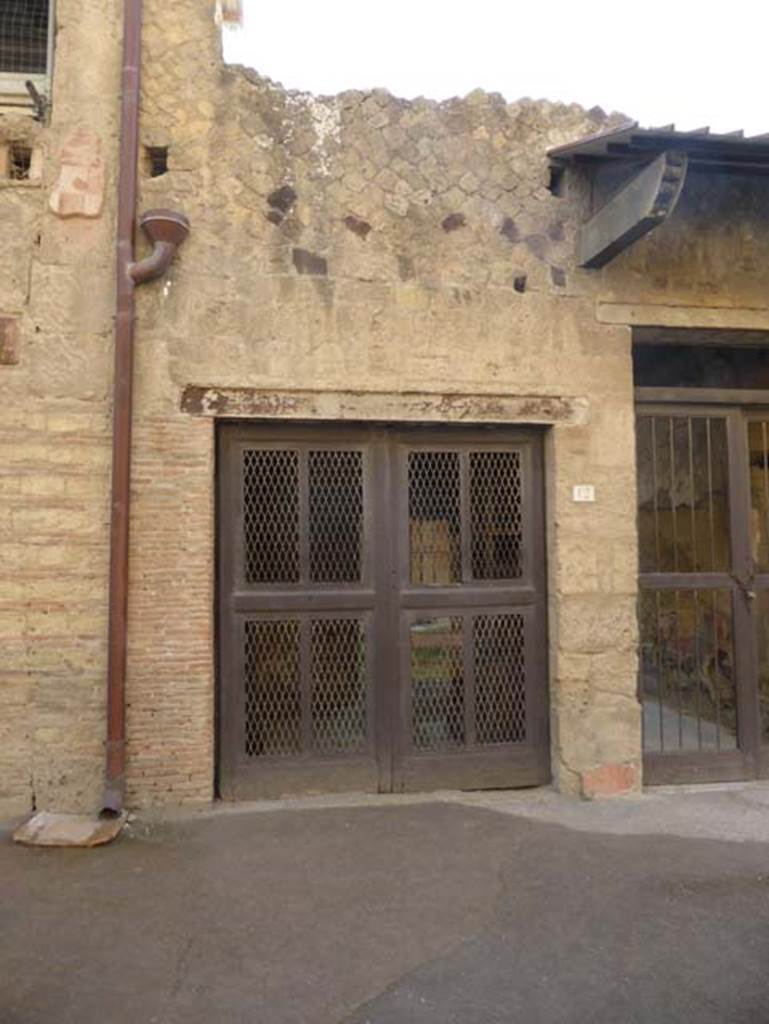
{"left": 572, "top": 484, "right": 596, "bottom": 503}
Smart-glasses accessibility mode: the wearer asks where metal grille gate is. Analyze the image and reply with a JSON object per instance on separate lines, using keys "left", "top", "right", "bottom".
{"left": 218, "top": 424, "right": 548, "bottom": 799}
{"left": 636, "top": 404, "right": 769, "bottom": 784}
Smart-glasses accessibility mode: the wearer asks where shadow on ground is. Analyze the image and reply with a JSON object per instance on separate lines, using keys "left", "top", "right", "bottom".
{"left": 2, "top": 801, "right": 769, "bottom": 1023}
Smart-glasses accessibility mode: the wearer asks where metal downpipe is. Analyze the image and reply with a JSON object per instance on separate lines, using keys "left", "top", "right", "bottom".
{"left": 104, "top": 1, "right": 189, "bottom": 816}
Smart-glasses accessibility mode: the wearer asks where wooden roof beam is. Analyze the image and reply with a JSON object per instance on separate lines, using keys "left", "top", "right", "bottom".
{"left": 577, "top": 150, "right": 688, "bottom": 269}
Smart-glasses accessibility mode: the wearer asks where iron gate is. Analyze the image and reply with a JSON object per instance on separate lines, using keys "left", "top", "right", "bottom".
{"left": 637, "top": 404, "right": 769, "bottom": 783}
{"left": 217, "top": 424, "right": 549, "bottom": 798}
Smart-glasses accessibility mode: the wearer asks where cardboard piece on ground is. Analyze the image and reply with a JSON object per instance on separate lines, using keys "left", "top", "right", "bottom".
{"left": 12, "top": 811, "right": 126, "bottom": 848}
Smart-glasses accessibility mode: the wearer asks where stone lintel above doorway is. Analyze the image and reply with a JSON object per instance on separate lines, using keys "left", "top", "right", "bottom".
{"left": 597, "top": 302, "right": 769, "bottom": 333}
{"left": 180, "top": 386, "right": 588, "bottom": 427}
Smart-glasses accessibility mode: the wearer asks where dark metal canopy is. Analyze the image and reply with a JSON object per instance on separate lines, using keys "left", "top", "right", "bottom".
{"left": 549, "top": 120, "right": 769, "bottom": 175}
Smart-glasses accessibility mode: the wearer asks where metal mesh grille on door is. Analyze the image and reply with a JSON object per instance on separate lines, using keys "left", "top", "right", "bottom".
{"left": 474, "top": 614, "right": 526, "bottom": 743}
{"left": 408, "top": 448, "right": 524, "bottom": 583}
{"left": 243, "top": 450, "right": 300, "bottom": 584}
{"left": 309, "top": 451, "right": 363, "bottom": 582}
{"left": 408, "top": 452, "right": 462, "bottom": 584}
{"left": 470, "top": 452, "right": 523, "bottom": 579}
{"left": 411, "top": 617, "right": 465, "bottom": 749}
{"left": 244, "top": 617, "right": 369, "bottom": 758}
{"left": 243, "top": 448, "right": 364, "bottom": 585}
{"left": 409, "top": 612, "right": 526, "bottom": 750}
{"left": 244, "top": 620, "right": 301, "bottom": 757}
{"left": 311, "top": 619, "right": 368, "bottom": 753}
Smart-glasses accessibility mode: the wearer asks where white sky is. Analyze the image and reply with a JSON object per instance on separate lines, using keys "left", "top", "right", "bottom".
{"left": 223, "top": 0, "right": 766, "bottom": 136}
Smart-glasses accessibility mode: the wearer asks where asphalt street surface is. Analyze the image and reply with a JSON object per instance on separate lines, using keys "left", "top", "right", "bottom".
{"left": 3, "top": 795, "right": 769, "bottom": 1023}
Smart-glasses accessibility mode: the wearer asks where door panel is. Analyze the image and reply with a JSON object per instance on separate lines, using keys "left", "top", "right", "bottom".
{"left": 218, "top": 424, "right": 549, "bottom": 799}
{"left": 219, "top": 429, "right": 381, "bottom": 799}
{"left": 394, "top": 432, "right": 548, "bottom": 791}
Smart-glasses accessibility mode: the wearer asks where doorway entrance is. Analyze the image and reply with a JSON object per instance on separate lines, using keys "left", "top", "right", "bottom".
{"left": 636, "top": 404, "right": 769, "bottom": 783}
{"left": 217, "top": 423, "right": 549, "bottom": 799}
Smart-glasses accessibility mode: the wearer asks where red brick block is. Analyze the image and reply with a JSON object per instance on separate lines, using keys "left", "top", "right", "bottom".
{"left": 580, "top": 761, "right": 639, "bottom": 799}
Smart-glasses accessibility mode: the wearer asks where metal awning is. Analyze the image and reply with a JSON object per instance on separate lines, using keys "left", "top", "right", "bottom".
{"left": 549, "top": 121, "right": 769, "bottom": 175}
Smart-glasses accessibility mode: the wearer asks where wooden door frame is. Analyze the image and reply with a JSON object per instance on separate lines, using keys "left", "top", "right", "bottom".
{"left": 216, "top": 420, "right": 550, "bottom": 799}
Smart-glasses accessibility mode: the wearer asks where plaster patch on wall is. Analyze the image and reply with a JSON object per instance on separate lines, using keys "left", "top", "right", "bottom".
{"left": 285, "top": 92, "right": 342, "bottom": 177}
{"left": 49, "top": 126, "right": 105, "bottom": 218}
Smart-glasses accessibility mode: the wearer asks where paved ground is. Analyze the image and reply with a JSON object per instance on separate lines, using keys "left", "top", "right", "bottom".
{"left": 3, "top": 786, "right": 769, "bottom": 1023}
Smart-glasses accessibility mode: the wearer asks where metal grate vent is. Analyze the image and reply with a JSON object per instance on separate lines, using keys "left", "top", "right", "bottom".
{"left": 0, "top": 0, "right": 49, "bottom": 75}
{"left": 470, "top": 451, "right": 523, "bottom": 578}
{"left": 474, "top": 614, "right": 526, "bottom": 744}
{"left": 309, "top": 450, "right": 363, "bottom": 583}
{"left": 408, "top": 451, "right": 461, "bottom": 584}
{"left": 243, "top": 449, "right": 300, "bottom": 583}
{"left": 244, "top": 620, "right": 301, "bottom": 757}
{"left": 311, "top": 619, "right": 368, "bottom": 752}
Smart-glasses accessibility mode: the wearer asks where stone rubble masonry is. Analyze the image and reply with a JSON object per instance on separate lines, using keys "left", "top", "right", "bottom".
{"left": 1, "top": 0, "right": 768, "bottom": 816}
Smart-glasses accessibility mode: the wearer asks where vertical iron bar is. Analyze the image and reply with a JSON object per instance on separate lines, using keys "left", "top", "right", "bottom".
{"left": 706, "top": 418, "right": 716, "bottom": 571}
{"left": 688, "top": 417, "right": 697, "bottom": 573}
{"left": 651, "top": 417, "right": 661, "bottom": 572}
{"left": 713, "top": 589, "right": 722, "bottom": 750}
{"left": 670, "top": 416, "right": 679, "bottom": 574}
{"left": 674, "top": 589, "right": 684, "bottom": 750}
{"left": 726, "top": 408, "right": 758, "bottom": 772}
{"left": 694, "top": 590, "right": 703, "bottom": 750}
{"left": 762, "top": 421, "right": 769, "bottom": 566}
{"left": 656, "top": 590, "right": 665, "bottom": 752}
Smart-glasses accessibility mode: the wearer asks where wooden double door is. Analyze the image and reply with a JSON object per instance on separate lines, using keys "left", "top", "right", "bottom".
{"left": 217, "top": 423, "right": 549, "bottom": 799}
{"left": 637, "top": 404, "right": 769, "bottom": 783}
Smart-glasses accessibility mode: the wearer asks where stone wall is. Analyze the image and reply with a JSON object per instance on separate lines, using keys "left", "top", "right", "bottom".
{"left": 2, "top": 0, "right": 769, "bottom": 814}
{"left": 0, "top": 0, "right": 121, "bottom": 816}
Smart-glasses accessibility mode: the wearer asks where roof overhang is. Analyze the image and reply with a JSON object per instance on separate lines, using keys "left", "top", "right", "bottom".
{"left": 549, "top": 120, "right": 769, "bottom": 175}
